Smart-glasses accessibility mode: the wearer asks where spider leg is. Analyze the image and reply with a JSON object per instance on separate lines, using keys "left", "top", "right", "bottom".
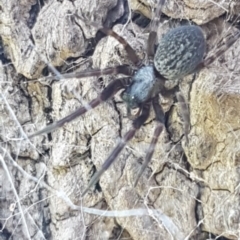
{"left": 176, "top": 92, "right": 190, "bottom": 143}
{"left": 81, "top": 101, "right": 151, "bottom": 197}
{"left": 46, "top": 65, "right": 134, "bottom": 81}
{"left": 197, "top": 30, "right": 240, "bottom": 69}
{"left": 158, "top": 86, "right": 189, "bottom": 142}
{"left": 74, "top": 14, "right": 141, "bottom": 66}
{"left": 134, "top": 95, "right": 165, "bottom": 187}
{"left": 28, "top": 77, "right": 131, "bottom": 138}
{"left": 147, "top": 0, "right": 165, "bottom": 60}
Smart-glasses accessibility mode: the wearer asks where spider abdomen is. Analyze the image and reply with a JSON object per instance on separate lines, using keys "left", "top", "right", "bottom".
{"left": 154, "top": 25, "right": 206, "bottom": 80}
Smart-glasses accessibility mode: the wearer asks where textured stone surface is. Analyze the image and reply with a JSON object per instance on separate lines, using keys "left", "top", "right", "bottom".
{"left": 129, "top": 0, "right": 240, "bottom": 25}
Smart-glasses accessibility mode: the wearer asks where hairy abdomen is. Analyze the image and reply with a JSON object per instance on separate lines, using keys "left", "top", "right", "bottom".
{"left": 154, "top": 25, "right": 206, "bottom": 80}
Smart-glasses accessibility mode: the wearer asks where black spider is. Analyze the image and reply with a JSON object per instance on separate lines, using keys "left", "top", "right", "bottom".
{"left": 29, "top": 0, "right": 240, "bottom": 197}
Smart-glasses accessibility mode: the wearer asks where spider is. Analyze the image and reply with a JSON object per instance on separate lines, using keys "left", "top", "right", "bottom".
{"left": 29, "top": 0, "right": 240, "bottom": 197}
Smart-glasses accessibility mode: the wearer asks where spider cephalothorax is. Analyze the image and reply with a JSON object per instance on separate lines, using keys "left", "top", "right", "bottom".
{"left": 121, "top": 66, "right": 157, "bottom": 109}
{"left": 28, "top": 0, "right": 240, "bottom": 196}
